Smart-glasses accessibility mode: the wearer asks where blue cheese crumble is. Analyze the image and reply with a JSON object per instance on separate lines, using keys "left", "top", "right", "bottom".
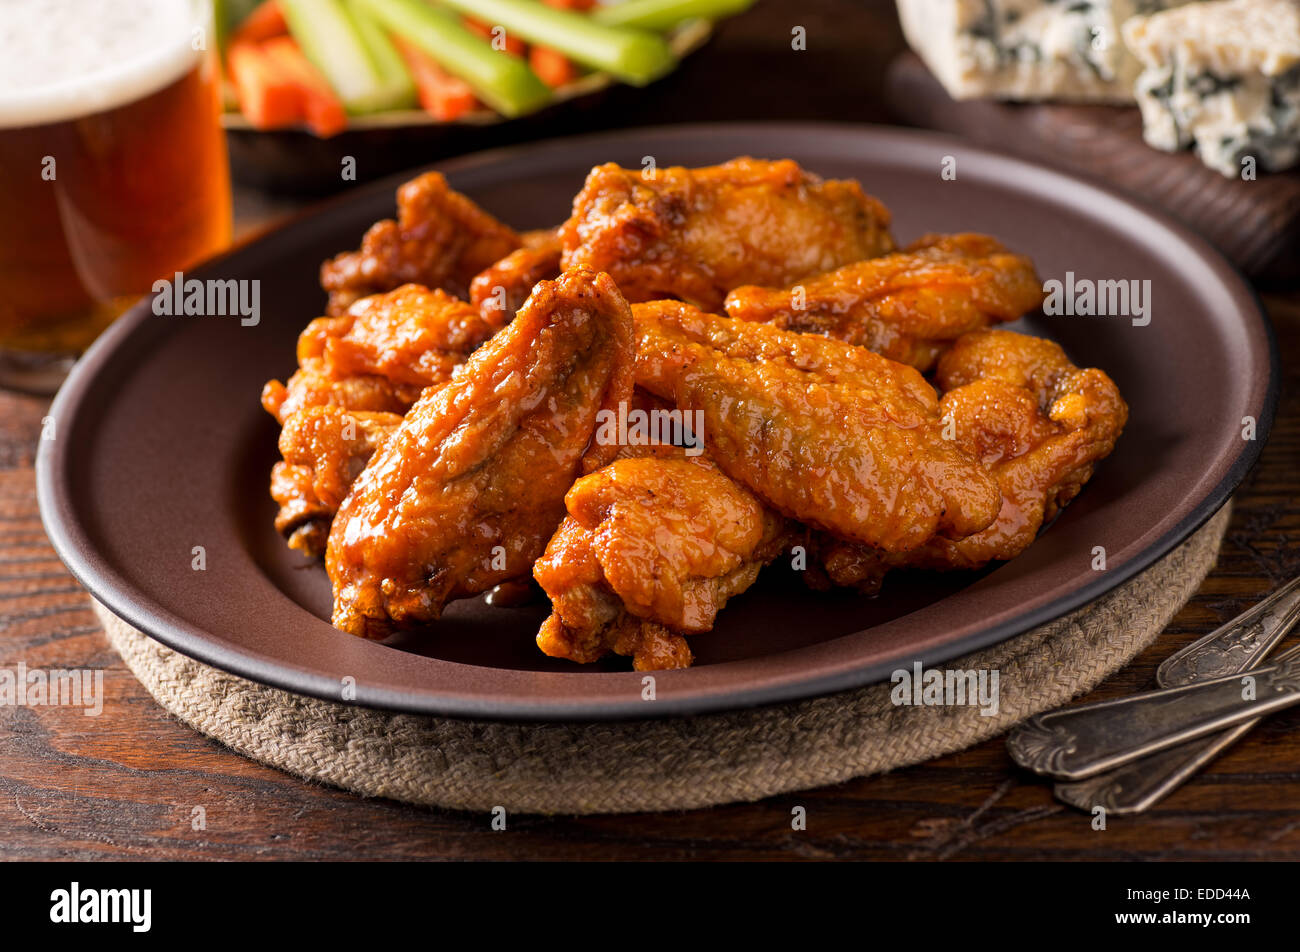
{"left": 897, "top": 0, "right": 1193, "bottom": 102}
{"left": 1123, "top": 0, "right": 1300, "bottom": 175}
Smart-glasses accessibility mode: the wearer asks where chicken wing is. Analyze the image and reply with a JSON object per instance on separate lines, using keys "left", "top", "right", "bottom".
{"left": 804, "top": 329, "right": 1128, "bottom": 590}
{"left": 320, "top": 171, "right": 522, "bottom": 316}
{"left": 469, "top": 228, "right": 563, "bottom": 323}
{"left": 270, "top": 406, "right": 402, "bottom": 557}
{"left": 327, "top": 268, "right": 635, "bottom": 639}
{"left": 926, "top": 328, "right": 1128, "bottom": 568}
{"left": 560, "top": 158, "right": 896, "bottom": 312}
{"left": 723, "top": 233, "right": 1045, "bottom": 371}
{"left": 261, "top": 283, "right": 499, "bottom": 424}
{"left": 632, "top": 301, "right": 1002, "bottom": 553}
{"left": 534, "top": 452, "right": 788, "bottom": 670}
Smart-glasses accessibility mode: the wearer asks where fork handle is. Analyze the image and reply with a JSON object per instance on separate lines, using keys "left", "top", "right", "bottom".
{"left": 1008, "top": 657, "right": 1300, "bottom": 781}
{"left": 1054, "top": 719, "right": 1261, "bottom": 814}
{"left": 1055, "top": 580, "right": 1300, "bottom": 813}
{"left": 1157, "top": 576, "right": 1300, "bottom": 686}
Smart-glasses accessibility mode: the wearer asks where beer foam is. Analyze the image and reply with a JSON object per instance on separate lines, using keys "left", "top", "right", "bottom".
{"left": 0, "top": 0, "right": 206, "bottom": 128}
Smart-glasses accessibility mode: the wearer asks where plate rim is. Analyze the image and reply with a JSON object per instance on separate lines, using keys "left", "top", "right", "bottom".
{"left": 36, "top": 120, "right": 1280, "bottom": 721}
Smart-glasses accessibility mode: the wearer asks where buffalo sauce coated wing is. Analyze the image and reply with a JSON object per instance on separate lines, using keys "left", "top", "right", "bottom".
{"left": 320, "top": 171, "right": 522, "bottom": 315}
{"left": 533, "top": 451, "right": 789, "bottom": 670}
{"left": 469, "top": 228, "right": 563, "bottom": 323}
{"left": 271, "top": 407, "right": 402, "bottom": 557}
{"left": 924, "top": 328, "right": 1128, "bottom": 568}
{"left": 326, "top": 268, "right": 635, "bottom": 639}
{"left": 807, "top": 329, "right": 1128, "bottom": 590}
{"left": 261, "top": 284, "right": 501, "bottom": 557}
{"left": 723, "top": 233, "right": 1045, "bottom": 371}
{"left": 560, "top": 158, "right": 896, "bottom": 312}
{"left": 632, "top": 301, "right": 1002, "bottom": 553}
{"left": 261, "top": 283, "right": 499, "bottom": 424}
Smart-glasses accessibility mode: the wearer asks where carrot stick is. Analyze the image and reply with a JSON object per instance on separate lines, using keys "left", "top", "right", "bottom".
{"left": 261, "top": 36, "right": 348, "bottom": 137}
{"left": 227, "top": 42, "right": 301, "bottom": 128}
{"left": 392, "top": 35, "right": 478, "bottom": 121}
{"left": 461, "top": 14, "right": 527, "bottom": 56}
{"left": 528, "top": 45, "right": 578, "bottom": 87}
{"left": 526, "top": 2, "right": 593, "bottom": 89}
{"left": 230, "top": 0, "right": 289, "bottom": 46}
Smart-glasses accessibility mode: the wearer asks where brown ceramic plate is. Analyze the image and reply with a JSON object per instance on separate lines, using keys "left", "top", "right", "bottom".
{"left": 37, "top": 123, "right": 1276, "bottom": 720}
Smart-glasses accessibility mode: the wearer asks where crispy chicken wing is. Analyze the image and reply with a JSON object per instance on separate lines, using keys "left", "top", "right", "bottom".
{"left": 632, "top": 301, "right": 1002, "bottom": 553}
{"left": 805, "top": 329, "right": 1128, "bottom": 590}
{"left": 723, "top": 233, "right": 1045, "bottom": 371}
{"left": 469, "top": 228, "right": 563, "bottom": 323}
{"left": 326, "top": 268, "right": 635, "bottom": 639}
{"left": 320, "top": 171, "right": 522, "bottom": 316}
{"left": 261, "top": 283, "right": 498, "bottom": 424}
{"left": 560, "top": 158, "right": 896, "bottom": 312}
{"left": 267, "top": 373, "right": 659, "bottom": 570}
{"left": 263, "top": 154, "right": 1131, "bottom": 672}
{"left": 270, "top": 406, "right": 402, "bottom": 557}
{"left": 534, "top": 452, "right": 788, "bottom": 670}
{"left": 262, "top": 284, "right": 501, "bottom": 558}
{"left": 927, "top": 328, "right": 1128, "bottom": 569}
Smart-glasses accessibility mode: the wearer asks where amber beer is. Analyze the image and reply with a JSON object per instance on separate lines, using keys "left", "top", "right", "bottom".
{"left": 0, "top": 0, "right": 232, "bottom": 390}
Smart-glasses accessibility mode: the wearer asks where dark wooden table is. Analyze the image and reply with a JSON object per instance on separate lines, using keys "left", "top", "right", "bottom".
{"left": 3, "top": 0, "right": 1299, "bottom": 861}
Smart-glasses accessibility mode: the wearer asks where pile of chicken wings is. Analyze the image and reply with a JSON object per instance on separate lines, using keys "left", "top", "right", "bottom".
{"left": 262, "top": 157, "right": 1127, "bottom": 670}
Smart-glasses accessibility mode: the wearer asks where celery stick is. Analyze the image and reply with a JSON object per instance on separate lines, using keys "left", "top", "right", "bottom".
{"left": 280, "top": 0, "right": 408, "bottom": 113}
{"left": 433, "top": 0, "right": 677, "bottom": 86}
{"left": 214, "top": 0, "right": 260, "bottom": 52}
{"left": 594, "top": 0, "right": 756, "bottom": 31}
{"left": 354, "top": 0, "right": 552, "bottom": 117}
{"left": 343, "top": 0, "right": 417, "bottom": 108}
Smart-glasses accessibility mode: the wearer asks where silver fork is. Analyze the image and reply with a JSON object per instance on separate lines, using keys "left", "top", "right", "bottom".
{"left": 1053, "top": 577, "right": 1300, "bottom": 813}
{"left": 1007, "top": 577, "right": 1300, "bottom": 801}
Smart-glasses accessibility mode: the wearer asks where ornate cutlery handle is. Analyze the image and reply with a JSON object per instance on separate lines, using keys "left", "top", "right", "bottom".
{"left": 1055, "top": 579, "right": 1300, "bottom": 814}
{"left": 1157, "top": 577, "right": 1300, "bottom": 687}
{"left": 1008, "top": 655, "right": 1300, "bottom": 781}
{"left": 1054, "top": 720, "right": 1260, "bottom": 814}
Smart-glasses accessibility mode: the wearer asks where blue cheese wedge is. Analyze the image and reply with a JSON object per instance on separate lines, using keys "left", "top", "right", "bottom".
{"left": 1123, "top": 0, "right": 1300, "bottom": 176}
{"left": 897, "top": 0, "right": 1192, "bottom": 102}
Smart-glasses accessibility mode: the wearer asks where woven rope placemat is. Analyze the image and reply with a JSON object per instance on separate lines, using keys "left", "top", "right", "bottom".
{"left": 94, "top": 504, "right": 1230, "bottom": 815}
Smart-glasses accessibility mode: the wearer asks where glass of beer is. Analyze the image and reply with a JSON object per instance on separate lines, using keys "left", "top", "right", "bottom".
{"left": 0, "top": 0, "right": 232, "bottom": 391}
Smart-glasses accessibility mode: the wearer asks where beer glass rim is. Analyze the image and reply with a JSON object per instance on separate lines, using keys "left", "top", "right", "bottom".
{"left": 0, "top": 0, "right": 213, "bottom": 130}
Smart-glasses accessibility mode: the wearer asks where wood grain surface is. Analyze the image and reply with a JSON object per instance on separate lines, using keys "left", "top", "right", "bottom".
{"left": 2, "top": 0, "right": 1298, "bottom": 861}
